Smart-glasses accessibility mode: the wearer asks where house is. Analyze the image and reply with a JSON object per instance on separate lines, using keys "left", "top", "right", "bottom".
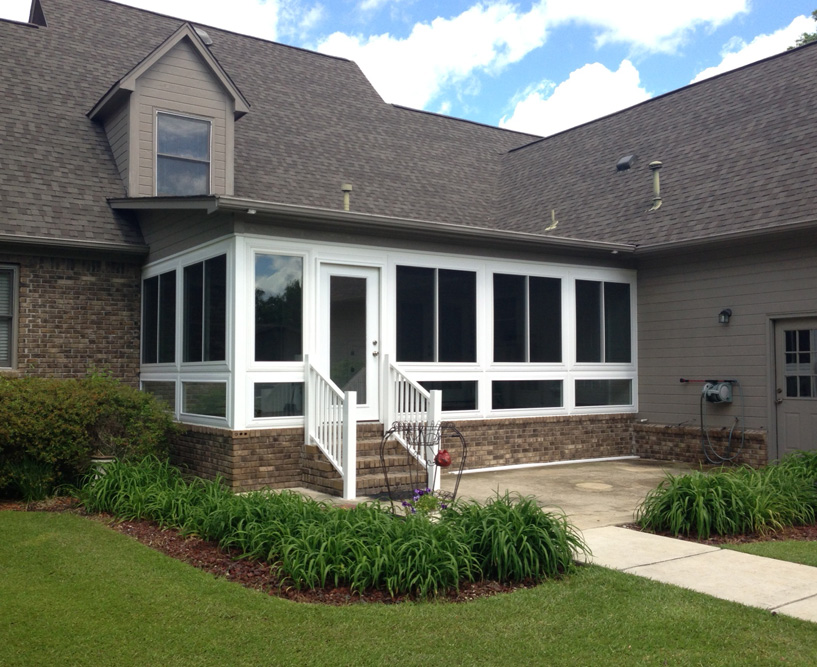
{"left": 2, "top": 0, "right": 816, "bottom": 498}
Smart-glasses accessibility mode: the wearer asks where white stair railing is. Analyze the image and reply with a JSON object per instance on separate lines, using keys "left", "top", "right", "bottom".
{"left": 382, "top": 354, "right": 442, "bottom": 491}
{"left": 304, "top": 355, "right": 356, "bottom": 500}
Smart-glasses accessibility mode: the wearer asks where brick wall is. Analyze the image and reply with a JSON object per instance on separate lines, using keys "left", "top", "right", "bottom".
{"left": 632, "top": 423, "right": 767, "bottom": 468}
{"left": 1, "top": 252, "right": 142, "bottom": 383}
{"left": 170, "top": 415, "right": 771, "bottom": 496}
{"left": 452, "top": 414, "right": 636, "bottom": 469}
{"left": 171, "top": 424, "right": 304, "bottom": 492}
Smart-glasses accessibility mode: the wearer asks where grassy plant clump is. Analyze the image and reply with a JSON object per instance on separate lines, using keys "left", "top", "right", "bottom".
{"left": 442, "top": 492, "right": 588, "bottom": 581}
{"left": 636, "top": 454, "right": 817, "bottom": 539}
{"left": 79, "top": 457, "right": 586, "bottom": 598}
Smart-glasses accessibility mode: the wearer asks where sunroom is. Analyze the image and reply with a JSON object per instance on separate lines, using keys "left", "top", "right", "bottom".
{"left": 133, "top": 203, "right": 637, "bottom": 496}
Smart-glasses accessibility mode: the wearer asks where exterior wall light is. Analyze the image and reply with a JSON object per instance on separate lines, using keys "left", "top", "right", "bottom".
{"left": 718, "top": 308, "right": 732, "bottom": 325}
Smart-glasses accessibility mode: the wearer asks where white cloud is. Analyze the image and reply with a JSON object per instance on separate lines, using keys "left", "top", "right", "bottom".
{"left": 543, "top": 0, "right": 749, "bottom": 53}
{"left": 499, "top": 60, "right": 651, "bottom": 137}
{"left": 316, "top": 2, "right": 549, "bottom": 108}
{"left": 691, "top": 15, "right": 814, "bottom": 83}
{"left": 359, "top": 0, "right": 391, "bottom": 10}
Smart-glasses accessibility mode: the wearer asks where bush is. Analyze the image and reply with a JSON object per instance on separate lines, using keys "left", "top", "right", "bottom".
{"left": 79, "top": 457, "right": 588, "bottom": 598}
{"left": 0, "top": 374, "right": 177, "bottom": 498}
{"left": 636, "top": 456, "right": 817, "bottom": 539}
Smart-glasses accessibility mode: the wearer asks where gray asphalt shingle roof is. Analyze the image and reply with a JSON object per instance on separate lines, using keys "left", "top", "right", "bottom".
{"left": 2, "top": 0, "right": 816, "bottom": 252}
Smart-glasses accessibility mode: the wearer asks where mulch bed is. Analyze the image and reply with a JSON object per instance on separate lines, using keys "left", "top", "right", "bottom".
{"left": 622, "top": 521, "right": 817, "bottom": 545}
{"left": 4, "top": 497, "right": 814, "bottom": 604}
{"left": 0, "top": 497, "right": 532, "bottom": 605}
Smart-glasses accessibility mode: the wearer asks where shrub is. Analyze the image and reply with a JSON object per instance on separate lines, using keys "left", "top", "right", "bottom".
{"left": 79, "top": 457, "right": 588, "bottom": 598}
{"left": 0, "top": 374, "right": 177, "bottom": 497}
{"left": 636, "top": 456, "right": 817, "bottom": 539}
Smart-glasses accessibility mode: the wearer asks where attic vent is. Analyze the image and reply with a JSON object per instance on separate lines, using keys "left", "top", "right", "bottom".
{"left": 194, "top": 26, "right": 214, "bottom": 46}
{"left": 616, "top": 155, "right": 635, "bottom": 172}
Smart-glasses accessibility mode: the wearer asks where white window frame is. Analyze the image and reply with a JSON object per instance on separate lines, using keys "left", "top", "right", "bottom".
{"left": 155, "top": 110, "right": 212, "bottom": 197}
{"left": 0, "top": 264, "right": 18, "bottom": 370}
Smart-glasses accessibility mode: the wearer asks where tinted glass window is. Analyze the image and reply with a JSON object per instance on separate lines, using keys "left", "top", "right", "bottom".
{"left": 255, "top": 255, "right": 303, "bottom": 362}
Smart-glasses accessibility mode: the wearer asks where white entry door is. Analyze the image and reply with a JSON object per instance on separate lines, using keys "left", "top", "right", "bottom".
{"left": 775, "top": 318, "right": 817, "bottom": 457}
{"left": 319, "top": 265, "right": 380, "bottom": 421}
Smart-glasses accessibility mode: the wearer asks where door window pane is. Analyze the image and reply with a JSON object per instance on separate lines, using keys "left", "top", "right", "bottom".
{"left": 783, "top": 328, "right": 817, "bottom": 398}
{"left": 255, "top": 255, "right": 303, "bottom": 361}
{"left": 330, "top": 276, "right": 367, "bottom": 402}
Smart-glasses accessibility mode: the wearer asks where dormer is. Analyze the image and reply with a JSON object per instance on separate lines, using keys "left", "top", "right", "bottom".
{"left": 89, "top": 23, "right": 249, "bottom": 198}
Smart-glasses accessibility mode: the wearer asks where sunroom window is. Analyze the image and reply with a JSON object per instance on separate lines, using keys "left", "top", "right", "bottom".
{"left": 493, "top": 274, "right": 561, "bottom": 363}
{"left": 156, "top": 112, "right": 211, "bottom": 196}
{"left": 575, "top": 280, "right": 631, "bottom": 363}
{"left": 255, "top": 255, "right": 303, "bottom": 362}
{"left": 183, "top": 255, "right": 226, "bottom": 362}
{"left": 396, "top": 266, "right": 476, "bottom": 362}
{"left": 141, "top": 270, "right": 176, "bottom": 364}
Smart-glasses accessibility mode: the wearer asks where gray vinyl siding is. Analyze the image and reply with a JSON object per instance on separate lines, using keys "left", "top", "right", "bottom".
{"left": 636, "top": 231, "right": 817, "bottom": 435}
{"left": 104, "top": 102, "right": 130, "bottom": 190}
{"left": 133, "top": 38, "right": 231, "bottom": 197}
{"left": 141, "top": 211, "right": 235, "bottom": 262}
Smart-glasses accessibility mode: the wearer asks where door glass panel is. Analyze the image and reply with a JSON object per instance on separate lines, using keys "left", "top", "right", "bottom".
{"left": 783, "top": 328, "right": 817, "bottom": 398}
{"left": 330, "top": 276, "right": 366, "bottom": 403}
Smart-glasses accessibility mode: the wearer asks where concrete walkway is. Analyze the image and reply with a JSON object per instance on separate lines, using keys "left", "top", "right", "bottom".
{"left": 445, "top": 459, "right": 817, "bottom": 624}
{"left": 580, "top": 526, "right": 817, "bottom": 623}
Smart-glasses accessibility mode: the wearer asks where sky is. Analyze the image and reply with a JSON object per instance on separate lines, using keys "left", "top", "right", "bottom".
{"left": 2, "top": 0, "right": 815, "bottom": 137}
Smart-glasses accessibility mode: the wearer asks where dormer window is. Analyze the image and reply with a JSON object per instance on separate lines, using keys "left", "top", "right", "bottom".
{"left": 156, "top": 112, "right": 211, "bottom": 196}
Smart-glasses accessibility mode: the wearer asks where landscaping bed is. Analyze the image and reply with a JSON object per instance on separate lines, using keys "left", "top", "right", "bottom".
{"left": 0, "top": 496, "right": 543, "bottom": 604}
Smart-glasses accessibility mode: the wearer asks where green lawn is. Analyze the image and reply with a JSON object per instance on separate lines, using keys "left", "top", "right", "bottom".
{"left": 724, "top": 540, "right": 817, "bottom": 568}
{"left": 1, "top": 512, "right": 815, "bottom": 666}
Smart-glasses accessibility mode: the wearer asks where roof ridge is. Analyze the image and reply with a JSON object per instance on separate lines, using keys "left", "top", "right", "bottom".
{"left": 507, "top": 37, "right": 817, "bottom": 150}
{"left": 85, "top": 0, "right": 354, "bottom": 64}
{"left": 390, "top": 103, "right": 542, "bottom": 140}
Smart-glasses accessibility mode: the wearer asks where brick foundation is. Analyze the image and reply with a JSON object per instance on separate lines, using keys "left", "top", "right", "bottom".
{"left": 632, "top": 423, "right": 767, "bottom": 468}
{"left": 452, "top": 414, "right": 637, "bottom": 469}
{"left": 170, "top": 415, "right": 770, "bottom": 496}
{"left": 171, "top": 424, "right": 304, "bottom": 491}
{"left": 1, "top": 252, "right": 142, "bottom": 384}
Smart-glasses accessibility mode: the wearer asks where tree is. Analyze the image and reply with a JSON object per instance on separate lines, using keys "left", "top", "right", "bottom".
{"left": 790, "top": 10, "right": 817, "bottom": 49}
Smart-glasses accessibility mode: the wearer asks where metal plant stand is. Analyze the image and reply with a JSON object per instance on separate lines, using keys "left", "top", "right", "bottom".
{"left": 379, "top": 421, "right": 467, "bottom": 511}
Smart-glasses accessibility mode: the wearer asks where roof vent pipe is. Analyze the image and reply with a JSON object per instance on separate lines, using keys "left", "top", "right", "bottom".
{"left": 648, "top": 161, "right": 662, "bottom": 212}
{"left": 341, "top": 183, "right": 353, "bottom": 211}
